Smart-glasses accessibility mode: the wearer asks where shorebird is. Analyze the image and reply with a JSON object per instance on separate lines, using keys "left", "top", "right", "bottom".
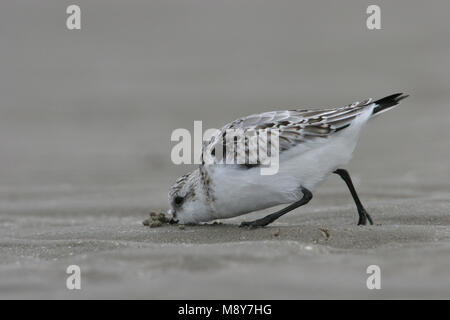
{"left": 168, "top": 93, "right": 408, "bottom": 227}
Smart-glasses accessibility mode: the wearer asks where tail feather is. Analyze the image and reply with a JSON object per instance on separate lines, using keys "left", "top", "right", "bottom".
{"left": 372, "top": 93, "right": 409, "bottom": 115}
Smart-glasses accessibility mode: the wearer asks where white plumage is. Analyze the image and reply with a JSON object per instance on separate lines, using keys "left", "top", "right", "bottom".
{"left": 168, "top": 93, "right": 408, "bottom": 226}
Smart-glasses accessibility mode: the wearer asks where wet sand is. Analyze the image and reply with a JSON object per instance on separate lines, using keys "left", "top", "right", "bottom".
{"left": 1, "top": 0, "right": 450, "bottom": 299}
{"left": 1, "top": 180, "right": 450, "bottom": 299}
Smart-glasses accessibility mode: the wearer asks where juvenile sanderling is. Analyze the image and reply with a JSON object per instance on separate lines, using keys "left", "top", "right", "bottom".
{"left": 168, "top": 93, "right": 408, "bottom": 227}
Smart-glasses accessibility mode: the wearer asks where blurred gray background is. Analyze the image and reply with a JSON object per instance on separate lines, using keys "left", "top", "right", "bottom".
{"left": 0, "top": 0, "right": 449, "bottom": 299}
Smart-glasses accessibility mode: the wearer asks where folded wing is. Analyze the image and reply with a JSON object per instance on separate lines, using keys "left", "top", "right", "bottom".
{"left": 201, "top": 98, "right": 375, "bottom": 167}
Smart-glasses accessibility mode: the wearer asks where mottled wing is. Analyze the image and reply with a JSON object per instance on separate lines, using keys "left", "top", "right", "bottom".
{"left": 201, "top": 98, "right": 374, "bottom": 166}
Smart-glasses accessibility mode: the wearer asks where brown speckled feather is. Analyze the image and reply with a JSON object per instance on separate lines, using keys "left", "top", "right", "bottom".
{"left": 202, "top": 98, "right": 375, "bottom": 165}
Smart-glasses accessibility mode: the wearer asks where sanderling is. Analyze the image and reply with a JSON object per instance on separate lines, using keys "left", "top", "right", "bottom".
{"left": 168, "top": 93, "right": 408, "bottom": 227}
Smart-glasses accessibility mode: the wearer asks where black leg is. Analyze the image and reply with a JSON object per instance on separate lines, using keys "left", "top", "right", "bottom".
{"left": 334, "top": 169, "right": 373, "bottom": 226}
{"left": 240, "top": 187, "right": 313, "bottom": 228}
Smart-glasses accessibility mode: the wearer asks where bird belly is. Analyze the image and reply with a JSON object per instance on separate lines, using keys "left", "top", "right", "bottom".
{"left": 206, "top": 110, "right": 371, "bottom": 222}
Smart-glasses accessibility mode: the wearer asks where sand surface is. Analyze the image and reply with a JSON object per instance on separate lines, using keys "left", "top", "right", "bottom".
{"left": 1, "top": 0, "right": 450, "bottom": 299}
{"left": 1, "top": 182, "right": 450, "bottom": 299}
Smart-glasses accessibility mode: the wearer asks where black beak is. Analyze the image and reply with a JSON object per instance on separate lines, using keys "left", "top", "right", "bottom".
{"left": 169, "top": 218, "right": 179, "bottom": 225}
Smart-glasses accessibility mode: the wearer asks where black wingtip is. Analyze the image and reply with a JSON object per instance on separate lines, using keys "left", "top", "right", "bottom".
{"left": 373, "top": 93, "right": 409, "bottom": 115}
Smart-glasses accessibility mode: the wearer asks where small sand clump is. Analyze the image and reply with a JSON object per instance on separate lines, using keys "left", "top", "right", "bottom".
{"left": 143, "top": 211, "right": 171, "bottom": 228}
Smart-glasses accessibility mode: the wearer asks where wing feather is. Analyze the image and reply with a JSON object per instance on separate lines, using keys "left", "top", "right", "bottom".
{"left": 201, "top": 98, "right": 375, "bottom": 166}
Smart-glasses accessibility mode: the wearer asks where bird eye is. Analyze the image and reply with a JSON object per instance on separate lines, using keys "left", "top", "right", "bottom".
{"left": 174, "top": 196, "right": 184, "bottom": 205}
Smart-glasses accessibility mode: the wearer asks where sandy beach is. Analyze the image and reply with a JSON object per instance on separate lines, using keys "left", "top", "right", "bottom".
{"left": 1, "top": 0, "right": 450, "bottom": 299}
